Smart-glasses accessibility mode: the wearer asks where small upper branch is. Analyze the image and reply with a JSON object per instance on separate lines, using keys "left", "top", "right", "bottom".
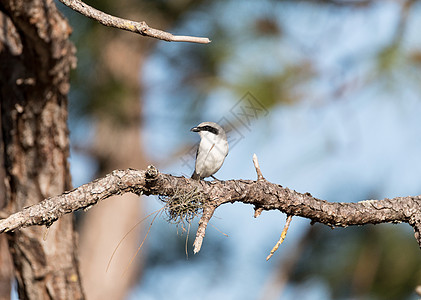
{"left": 252, "top": 154, "right": 265, "bottom": 218}
{"left": 58, "top": 0, "right": 211, "bottom": 44}
{"left": 253, "top": 153, "right": 265, "bottom": 181}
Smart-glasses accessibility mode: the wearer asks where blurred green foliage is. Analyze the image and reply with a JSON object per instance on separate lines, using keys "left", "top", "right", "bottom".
{"left": 291, "top": 224, "right": 421, "bottom": 299}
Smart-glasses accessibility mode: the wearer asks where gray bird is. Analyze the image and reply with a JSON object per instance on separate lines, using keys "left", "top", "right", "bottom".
{"left": 191, "top": 122, "right": 229, "bottom": 180}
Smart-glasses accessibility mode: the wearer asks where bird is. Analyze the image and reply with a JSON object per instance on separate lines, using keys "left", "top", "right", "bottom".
{"left": 190, "top": 121, "right": 229, "bottom": 180}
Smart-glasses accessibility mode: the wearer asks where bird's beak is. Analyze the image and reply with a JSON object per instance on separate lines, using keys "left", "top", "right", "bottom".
{"left": 190, "top": 127, "right": 200, "bottom": 132}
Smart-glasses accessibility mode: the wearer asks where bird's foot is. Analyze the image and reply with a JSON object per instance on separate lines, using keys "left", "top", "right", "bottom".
{"left": 211, "top": 175, "right": 223, "bottom": 181}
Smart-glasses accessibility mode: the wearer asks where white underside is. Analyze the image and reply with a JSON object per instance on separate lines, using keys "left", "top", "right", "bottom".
{"left": 194, "top": 131, "right": 228, "bottom": 178}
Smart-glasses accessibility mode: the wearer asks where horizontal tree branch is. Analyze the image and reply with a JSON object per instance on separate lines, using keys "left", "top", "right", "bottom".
{"left": 58, "top": 0, "right": 211, "bottom": 44}
{"left": 1, "top": 164, "right": 421, "bottom": 253}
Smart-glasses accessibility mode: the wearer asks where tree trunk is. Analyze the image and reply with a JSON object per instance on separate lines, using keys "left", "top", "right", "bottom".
{"left": 0, "top": 0, "right": 84, "bottom": 299}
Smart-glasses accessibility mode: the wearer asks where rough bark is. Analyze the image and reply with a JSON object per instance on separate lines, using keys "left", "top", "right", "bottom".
{"left": 0, "top": 100, "right": 12, "bottom": 300}
{"left": 0, "top": 236, "right": 12, "bottom": 300}
{"left": 1, "top": 167, "right": 420, "bottom": 253}
{"left": 0, "top": 0, "right": 84, "bottom": 299}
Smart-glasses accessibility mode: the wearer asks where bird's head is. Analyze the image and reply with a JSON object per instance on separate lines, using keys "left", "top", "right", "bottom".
{"left": 190, "top": 122, "right": 225, "bottom": 138}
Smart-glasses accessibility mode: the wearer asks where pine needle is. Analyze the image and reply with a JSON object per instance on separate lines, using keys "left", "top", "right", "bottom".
{"left": 106, "top": 207, "right": 164, "bottom": 272}
{"left": 122, "top": 210, "right": 162, "bottom": 276}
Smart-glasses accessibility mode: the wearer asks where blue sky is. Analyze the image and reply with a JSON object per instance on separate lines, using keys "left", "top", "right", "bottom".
{"left": 68, "top": 1, "right": 421, "bottom": 299}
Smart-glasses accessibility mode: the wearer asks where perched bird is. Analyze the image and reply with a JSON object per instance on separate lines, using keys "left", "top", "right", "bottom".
{"left": 191, "top": 122, "right": 229, "bottom": 180}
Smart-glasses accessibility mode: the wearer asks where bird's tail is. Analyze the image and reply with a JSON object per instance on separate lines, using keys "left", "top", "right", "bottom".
{"left": 191, "top": 170, "right": 200, "bottom": 180}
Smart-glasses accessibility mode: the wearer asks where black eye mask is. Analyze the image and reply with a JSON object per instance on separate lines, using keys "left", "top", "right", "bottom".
{"left": 198, "top": 125, "right": 219, "bottom": 135}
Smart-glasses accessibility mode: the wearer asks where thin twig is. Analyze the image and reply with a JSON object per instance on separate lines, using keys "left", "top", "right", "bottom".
{"left": 253, "top": 153, "right": 265, "bottom": 181}
{"left": 58, "top": 0, "right": 211, "bottom": 44}
{"left": 266, "top": 215, "right": 293, "bottom": 261}
{"left": 193, "top": 206, "right": 216, "bottom": 254}
{"left": 254, "top": 207, "right": 264, "bottom": 218}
